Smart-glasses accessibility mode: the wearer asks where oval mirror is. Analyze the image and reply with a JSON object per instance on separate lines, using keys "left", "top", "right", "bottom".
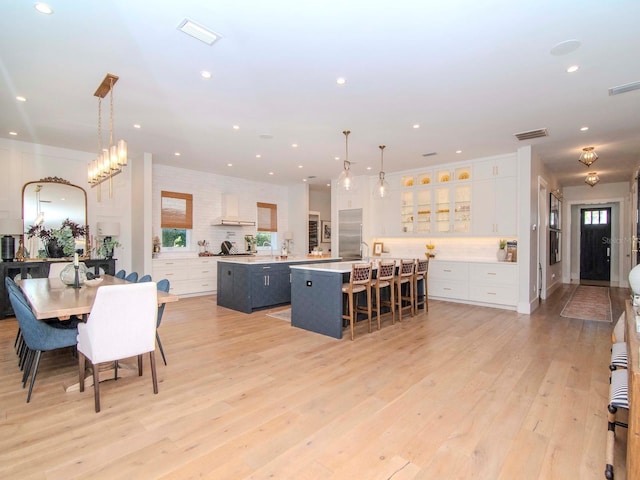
{"left": 22, "top": 177, "right": 88, "bottom": 257}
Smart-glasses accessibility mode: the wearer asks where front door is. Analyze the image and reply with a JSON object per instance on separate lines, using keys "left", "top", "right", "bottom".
{"left": 580, "top": 207, "right": 611, "bottom": 282}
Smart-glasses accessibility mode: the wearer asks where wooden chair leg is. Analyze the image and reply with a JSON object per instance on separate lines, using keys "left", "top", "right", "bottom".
{"left": 149, "top": 351, "right": 158, "bottom": 394}
{"left": 349, "top": 293, "right": 355, "bottom": 341}
{"left": 605, "top": 404, "right": 617, "bottom": 480}
{"left": 92, "top": 361, "right": 100, "bottom": 412}
{"left": 79, "top": 352, "right": 85, "bottom": 392}
{"left": 366, "top": 288, "right": 372, "bottom": 333}
{"left": 138, "top": 354, "right": 143, "bottom": 376}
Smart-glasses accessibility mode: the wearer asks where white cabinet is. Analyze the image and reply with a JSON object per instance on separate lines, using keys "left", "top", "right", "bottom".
{"left": 472, "top": 155, "right": 517, "bottom": 236}
{"left": 428, "top": 260, "right": 518, "bottom": 308}
{"left": 428, "top": 261, "right": 469, "bottom": 300}
{"left": 152, "top": 257, "right": 217, "bottom": 296}
{"left": 468, "top": 262, "right": 518, "bottom": 306}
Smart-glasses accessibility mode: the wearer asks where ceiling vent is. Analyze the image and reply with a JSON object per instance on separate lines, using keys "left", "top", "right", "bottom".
{"left": 514, "top": 128, "right": 548, "bottom": 141}
{"left": 421, "top": 152, "right": 437, "bottom": 157}
{"left": 177, "top": 18, "right": 222, "bottom": 46}
{"left": 609, "top": 81, "right": 640, "bottom": 96}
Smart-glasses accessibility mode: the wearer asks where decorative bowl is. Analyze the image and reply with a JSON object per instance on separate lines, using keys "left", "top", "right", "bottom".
{"left": 84, "top": 278, "right": 104, "bottom": 287}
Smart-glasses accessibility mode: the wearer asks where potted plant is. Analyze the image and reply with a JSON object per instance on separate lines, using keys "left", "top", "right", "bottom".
{"left": 98, "top": 238, "right": 121, "bottom": 259}
{"left": 497, "top": 239, "right": 507, "bottom": 261}
{"left": 26, "top": 218, "right": 86, "bottom": 258}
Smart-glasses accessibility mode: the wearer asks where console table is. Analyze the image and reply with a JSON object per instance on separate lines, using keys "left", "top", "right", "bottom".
{"left": 0, "top": 259, "right": 116, "bottom": 318}
{"left": 625, "top": 300, "right": 640, "bottom": 479}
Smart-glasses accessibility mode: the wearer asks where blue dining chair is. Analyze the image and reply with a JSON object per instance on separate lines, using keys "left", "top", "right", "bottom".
{"left": 9, "top": 291, "right": 78, "bottom": 403}
{"left": 125, "top": 272, "right": 139, "bottom": 283}
{"left": 138, "top": 274, "right": 152, "bottom": 283}
{"left": 156, "top": 279, "right": 170, "bottom": 365}
{"left": 114, "top": 269, "right": 126, "bottom": 279}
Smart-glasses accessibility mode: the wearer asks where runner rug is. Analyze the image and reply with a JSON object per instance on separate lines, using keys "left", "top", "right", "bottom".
{"left": 560, "top": 285, "right": 612, "bottom": 322}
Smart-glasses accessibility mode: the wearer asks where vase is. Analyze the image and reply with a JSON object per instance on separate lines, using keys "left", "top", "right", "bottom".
{"left": 59, "top": 262, "right": 88, "bottom": 286}
{"left": 46, "top": 241, "right": 65, "bottom": 258}
{"left": 497, "top": 249, "right": 507, "bottom": 261}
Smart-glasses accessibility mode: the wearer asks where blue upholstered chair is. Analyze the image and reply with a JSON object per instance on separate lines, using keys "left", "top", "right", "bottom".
{"left": 124, "top": 272, "right": 138, "bottom": 283}
{"left": 8, "top": 291, "right": 78, "bottom": 403}
{"left": 114, "top": 269, "right": 126, "bottom": 279}
{"left": 138, "top": 274, "right": 152, "bottom": 283}
{"left": 156, "top": 279, "right": 170, "bottom": 365}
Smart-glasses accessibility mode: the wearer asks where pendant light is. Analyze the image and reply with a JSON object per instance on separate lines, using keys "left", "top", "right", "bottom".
{"left": 374, "top": 145, "right": 390, "bottom": 198}
{"left": 578, "top": 146, "right": 598, "bottom": 167}
{"left": 337, "top": 130, "right": 354, "bottom": 191}
{"left": 585, "top": 172, "right": 600, "bottom": 187}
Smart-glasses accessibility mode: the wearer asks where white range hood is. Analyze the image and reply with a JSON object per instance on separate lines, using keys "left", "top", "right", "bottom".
{"left": 213, "top": 194, "right": 256, "bottom": 226}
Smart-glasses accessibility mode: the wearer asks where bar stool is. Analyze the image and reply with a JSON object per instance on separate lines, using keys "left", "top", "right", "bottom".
{"left": 371, "top": 261, "right": 395, "bottom": 328}
{"left": 395, "top": 259, "right": 415, "bottom": 321}
{"left": 605, "top": 369, "right": 628, "bottom": 479}
{"left": 413, "top": 257, "right": 429, "bottom": 313}
{"left": 341, "top": 262, "right": 373, "bottom": 341}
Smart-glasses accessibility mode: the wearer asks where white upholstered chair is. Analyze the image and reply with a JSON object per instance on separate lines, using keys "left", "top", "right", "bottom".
{"left": 77, "top": 282, "right": 159, "bottom": 412}
{"left": 48, "top": 262, "right": 72, "bottom": 279}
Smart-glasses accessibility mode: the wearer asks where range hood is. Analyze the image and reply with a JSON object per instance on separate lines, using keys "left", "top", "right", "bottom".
{"left": 213, "top": 194, "right": 256, "bottom": 227}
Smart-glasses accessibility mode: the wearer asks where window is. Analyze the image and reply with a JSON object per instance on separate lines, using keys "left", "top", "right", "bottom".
{"left": 583, "top": 209, "right": 609, "bottom": 225}
{"left": 161, "top": 191, "right": 193, "bottom": 250}
{"left": 257, "top": 202, "right": 277, "bottom": 250}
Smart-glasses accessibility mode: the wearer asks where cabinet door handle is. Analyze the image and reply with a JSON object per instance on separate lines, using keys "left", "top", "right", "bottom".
{"left": 487, "top": 272, "right": 497, "bottom": 275}
{"left": 443, "top": 269, "right": 452, "bottom": 272}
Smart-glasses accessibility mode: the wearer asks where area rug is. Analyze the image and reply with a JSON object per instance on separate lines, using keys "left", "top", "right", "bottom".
{"left": 266, "top": 309, "right": 291, "bottom": 322}
{"left": 560, "top": 285, "right": 612, "bottom": 322}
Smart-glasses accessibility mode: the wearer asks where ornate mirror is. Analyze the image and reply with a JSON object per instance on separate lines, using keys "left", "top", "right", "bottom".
{"left": 22, "top": 177, "right": 88, "bottom": 258}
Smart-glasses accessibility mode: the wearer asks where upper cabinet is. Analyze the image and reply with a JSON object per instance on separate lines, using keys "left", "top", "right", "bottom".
{"left": 471, "top": 154, "right": 518, "bottom": 236}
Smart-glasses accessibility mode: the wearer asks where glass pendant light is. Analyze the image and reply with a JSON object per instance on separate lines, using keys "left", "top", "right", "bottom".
{"left": 578, "top": 146, "right": 598, "bottom": 167}
{"left": 374, "top": 145, "right": 390, "bottom": 198}
{"left": 337, "top": 130, "right": 354, "bottom": 191}
{"left": 585, "top": 172, "right": 600, "bottom": 187}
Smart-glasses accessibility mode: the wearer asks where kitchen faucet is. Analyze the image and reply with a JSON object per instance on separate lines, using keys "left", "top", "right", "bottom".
{"left": 360, "top": 241, "right": 369, "bottom": 260}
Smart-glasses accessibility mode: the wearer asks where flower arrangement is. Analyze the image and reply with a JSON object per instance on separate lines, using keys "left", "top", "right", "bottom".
{"left": 26, "top": 218, "right": 86, "bottom": 257}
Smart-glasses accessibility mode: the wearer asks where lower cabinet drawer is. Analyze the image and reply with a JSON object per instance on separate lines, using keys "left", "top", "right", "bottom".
{"left": 469, "top": 284, "right": 518, "bottom": 306}
{"left": 429, "top": 279, "right": 468, "bottom": 300}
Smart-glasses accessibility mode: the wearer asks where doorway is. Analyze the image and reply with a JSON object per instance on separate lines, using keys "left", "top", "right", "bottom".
{"left": 580, "top": 207, "right": 611, "bottom": 284}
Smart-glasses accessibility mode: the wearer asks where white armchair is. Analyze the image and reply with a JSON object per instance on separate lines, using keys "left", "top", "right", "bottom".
{"left": 77, "top": 282, "right": 159, "bottom": 412}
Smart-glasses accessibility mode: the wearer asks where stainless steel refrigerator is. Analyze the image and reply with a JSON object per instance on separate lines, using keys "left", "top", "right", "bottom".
{"left": 338, "top": 208, "right": 363, "bottom": 261}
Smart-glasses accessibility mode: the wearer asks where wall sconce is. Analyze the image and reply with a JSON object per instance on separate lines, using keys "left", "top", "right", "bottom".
{"left": 0, "top": 218, "right": 25, "bottom": 262}
{"left": 585, "top": 172, "right": 600, "bottom": 187}
{"left": 88, "top": 73, "right": 128, "bottom": 201}
{"left": 578, "top": 146, "right": 598, "bottom": 167}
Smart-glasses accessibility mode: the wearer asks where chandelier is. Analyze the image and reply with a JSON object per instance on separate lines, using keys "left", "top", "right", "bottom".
{"left": 374, "top": 145, "right": 390, "bottom": 198}
{"left": 337, "top": 130, "right": 354, "bottom": 191}
{"left": 585, "top": 172, "right": 600, "bottom": 187}
{"left": 578, "top": 146, "right": 598, "bottom": 167}
{"left": 87, "top": 73, "right": 127, "bottom": 200}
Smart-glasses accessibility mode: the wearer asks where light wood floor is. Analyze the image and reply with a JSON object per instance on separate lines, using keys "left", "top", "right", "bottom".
{"left": 0, "top": 284, "right": 629, "bottom": 479}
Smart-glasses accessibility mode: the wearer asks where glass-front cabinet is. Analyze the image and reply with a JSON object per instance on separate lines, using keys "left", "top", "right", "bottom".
{"left": 399, "top": 164, "right": 471, "bottom": 236}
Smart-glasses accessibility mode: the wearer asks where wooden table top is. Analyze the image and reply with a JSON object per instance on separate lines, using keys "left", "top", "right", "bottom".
{"left": 18, "top": 275, "right": 179, "bottom": 320}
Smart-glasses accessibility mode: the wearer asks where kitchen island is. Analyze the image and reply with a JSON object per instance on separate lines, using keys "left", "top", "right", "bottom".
{"left": 289, "top": 261, "right": 371, "bottom": 339}
{"left": 216, "top": 256, "right": 339, "bottom": 313}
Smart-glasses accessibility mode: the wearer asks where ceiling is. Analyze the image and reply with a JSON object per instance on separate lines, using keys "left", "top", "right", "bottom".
{"left": 2, "top": 0, "right": 640, "bottom": 190}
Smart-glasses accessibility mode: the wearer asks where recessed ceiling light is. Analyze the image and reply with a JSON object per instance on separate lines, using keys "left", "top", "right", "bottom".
{"left": 232, "top": 125, "right": 239, "bottom": 130}
{"left": 34, "top": 3, "right": 53, "bottom": 15}
{"left": 336, "top": 77, "right": 346, "bottom": 85}
{"left": 580, "top": 126, "right": 589, "bottom": 131}
{"left": 227, "top": 163, "right": 232, "bottom": 167}
{"left": 133, "top": 124, "right": 141, "bottom": 129}
{"left": 298, "top": 165, "right": 303, "bottom": 169}
{"left": 366, "top": 166, "right": 372, "bottom": 170}
{"left": 302, "top": 179, "right": 307, "bottom": 182}
{"left": 9, "top": 131, "right": 17, "bottom": 136}
{"left": 256, "top": 154, "right": 261, "bottom": 158}
{"left": 413, "top": 124, "right": 420, "bottom": 129}
{"left": 291, "top": 143, "right": 298, "bottom": 148}
{"left": 334, "top": 156, "right": 340, "bottom": 161}
{"left": 177, "top": 18, "right": 222, "bottom": 46}
{"left": 200, "top": 70, "right": 212, "bottom": 79}
{"left": 174, "top": 152, "right": 181, "bottom": 156}
{"left": 16, "top": 96, "right": 26, "bottom": 102}
{"left": 456, "top": 150, "right": 462, "bottom": 154}
{"left": 567, "top": 65, "right": 579, "bottom": 73}
{"left": 268, "top": 172, "right": 274, "bottom": 176}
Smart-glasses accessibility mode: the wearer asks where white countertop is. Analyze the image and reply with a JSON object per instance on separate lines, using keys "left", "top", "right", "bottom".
{"left": 290, "top": 261, "right": 372, "bottom": 273}
{"left": 217, "top": 256, "right": 342, "bottom": 265}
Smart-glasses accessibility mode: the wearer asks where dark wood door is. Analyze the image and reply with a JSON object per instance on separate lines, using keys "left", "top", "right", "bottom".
{"left": 580, "top": 207, "right": 611, "bottom": 281}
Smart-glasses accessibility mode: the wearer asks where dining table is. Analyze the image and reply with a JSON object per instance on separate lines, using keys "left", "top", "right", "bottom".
{"left": 17, "top": 274, "right": 179, "bottom": 391}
